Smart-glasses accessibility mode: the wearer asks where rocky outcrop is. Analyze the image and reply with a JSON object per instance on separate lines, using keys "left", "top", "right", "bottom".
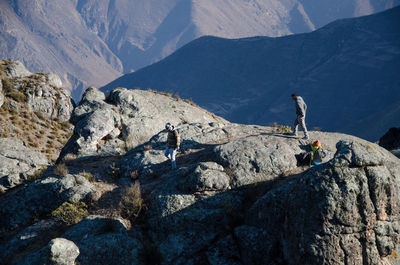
{"left": 14, "top": 238, "right": 79, "bottom": 265}
{"left": 2, "top": 78, "right": 399, "bottom": 265}
{"left": 0, "top": 173, "right": 96, "bottom": 232}
{"left": 24, "top": 75, "right": 74, "bottom": 123}
{"left": 60, "top": 216, "right": 144, "bottom": 265}
{"left": 379, "top": 127, "right": 400, "bottom": 158}
{"left": 236, "top": 141, "right": 400, "bottom": 265}
{"left": 1, "top": 60, "right": 74, "bottom": 123}
{"left": 146, "top": 163, "right": 244, "bottom": 264}
{"left": 113, "top": 118, "right": 400, "bottom": 263}
{"left": 47, "top": 73, "right": 63, "bottom": 88}
{"left": 59, "top": 87, "right": 225, "bottom": 160}
{"left": 0, "top": 138, "right": 48, "bottom": 192}
{"left": 0, "top": 218, "right": 63, "bottom": 263}
{"left": 5, "top": 61, "right": 32, "bottom": 78}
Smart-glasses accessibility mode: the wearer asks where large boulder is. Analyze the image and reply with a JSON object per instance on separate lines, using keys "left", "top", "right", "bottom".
{"left": 60, "top": 216, "right": 144, "bottom": 265}
{"left": 146, "top": 163, "right": 244, "bottom": 264}
{"left": 0, "top": 138, "right": 48, "bottom": 192}
{"left": 47, "top": 73, "right": 63, "bottom": 88}
{"left": 1, "top": 60, "right": 74, "bottom": 123}
{"left": 109, "top": 88, "right": 226, "bottom": 149}
{"left": 0, "top": 219, "right": 63, "bottom": 263}
{"left": 214, "top": 131, "right": 371, "bottom": 187}
{"left": 237, "top": 141, "right": 400, "bottom": 265}
{"left": 0, "top": 173, "right": 96, "bottom": 232}
{"left": 13, "top": 238, "right": 79, "bottom": 265}
{"left": 5, "top": 61, "right": 32, "bottom": 78}
{"left": 56, "top": 174, "right": 96, "bottom": 202}
{"left": 23, "top": 75, "right": 74, "bottom": 123}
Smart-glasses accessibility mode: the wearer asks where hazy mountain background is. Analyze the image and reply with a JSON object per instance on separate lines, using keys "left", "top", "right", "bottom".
{"left": 0, "top": 0, "right": 398, "bottom": 100}
{"left": 101, "top": 7, "right": 400, "bottom": 141}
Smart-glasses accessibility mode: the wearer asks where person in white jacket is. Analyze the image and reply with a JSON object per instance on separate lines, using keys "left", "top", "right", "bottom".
{"left": 291, "top": 94, "right": 309, "bottom": 140}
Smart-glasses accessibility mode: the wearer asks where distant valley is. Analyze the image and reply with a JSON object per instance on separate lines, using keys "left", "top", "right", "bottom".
{"left": 0, "top": 0, "right": 397, "bottom": 100}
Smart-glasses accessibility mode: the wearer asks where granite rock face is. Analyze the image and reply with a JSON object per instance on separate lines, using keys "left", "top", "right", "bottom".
{"left": 146, "top": 164, "right": 244, "bottom": 264}
{"left": 59, "top": 87, "right": 225, "bottom": 160}
{"left": 237, "top": 141, "right": 400, "bottom": 265}
{"left": 214, "top": 131, "right": 370, "bottom": 187}
{"left": 0, "top": 173, "right": 96, "bottom": 232}
{"left": 0, "top": 138, "right": 48, "bottom": 192}
{"left": 1, "top": 60, "right": 74, "bottom": 123}
{"left": 24, "top": 76, "right": 74, "bottom": 123}
{"left": 14, "top": 238, "right": 79, "bottom": 265}
{"left": 5, "top": 61, "right": 32, "bottom": 78}
{"left": 61, "top": 216, "right": 144, "bottom": 265}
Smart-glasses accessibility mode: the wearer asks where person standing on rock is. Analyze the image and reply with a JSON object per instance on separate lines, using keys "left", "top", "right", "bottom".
{"left": 291, "top": 94, "right": 309, "bottom": 140}
{"left": 165, "top": 123, "right": 181, "bottom": 169}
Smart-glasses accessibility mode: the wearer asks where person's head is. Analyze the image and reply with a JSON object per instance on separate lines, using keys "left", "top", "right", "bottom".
{"left": 291, "top": 94, "right": 297, "bottom": 101}
{"left": 165, "top": 122, "right": 174, "bottom": 131}
{"left": 312, "top": 140, "right": 321, "bottom": 148}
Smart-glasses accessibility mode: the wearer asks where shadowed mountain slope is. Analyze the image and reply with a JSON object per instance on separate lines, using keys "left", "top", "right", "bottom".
{"left": 0, "top": 0, "right": 397, "bottom": 100}
{"left": 102, "top": 6, "right": 400, "bottom": 141}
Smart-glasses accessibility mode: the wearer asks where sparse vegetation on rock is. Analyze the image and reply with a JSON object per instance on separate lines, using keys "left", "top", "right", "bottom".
{"left": 0, "top": 60, "right": 74, "bottom": 163}
{"left": 52, "top": 201, "right": 89, "bottom": 226}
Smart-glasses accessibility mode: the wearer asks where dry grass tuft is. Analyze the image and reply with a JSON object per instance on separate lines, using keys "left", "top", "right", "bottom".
{"left": 119, "top": 181, "right": 144, "bottom": 221}
{"left": 143, "top": 145, "right": 153, "bottom": 151}
{"left": 54, "top": 163, "right": 68, "bottom": 176}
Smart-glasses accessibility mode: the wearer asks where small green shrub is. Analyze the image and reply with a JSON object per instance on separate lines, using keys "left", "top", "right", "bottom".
{"left": 81, "top": 171, "right": 95, "bottom": 182}
{"left": 28, "top": 166, "right": 48, "bottom": 181}
{"left": 274, "top": 125, "right": 292, "bottom": 133}
{"left": 52, "top": 201, "right": 89, "bottom": 225}
{"left": 108, "top": 165, "right": 121, "bottom": 179}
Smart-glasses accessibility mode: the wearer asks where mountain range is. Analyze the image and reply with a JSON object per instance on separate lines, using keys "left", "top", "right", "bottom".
{"left": 0, "top": 0, "right": 397, "bottom": 100}
{"left": 102, "top": 6, "right": 400, "bottom": 141}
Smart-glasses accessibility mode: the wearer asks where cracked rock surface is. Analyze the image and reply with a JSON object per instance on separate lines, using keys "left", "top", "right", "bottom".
{"left": 237, "top": 140, "right": 400, "bottom": 265}
{"left": 0, "top": 138, "right": 48, "bottom": 192}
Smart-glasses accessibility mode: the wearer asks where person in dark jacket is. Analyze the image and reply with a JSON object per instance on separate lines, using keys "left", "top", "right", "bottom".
{"left": 164, "top": 123, "right": 181, "bottom": 169}
{"left": 291, "top": 94, "right": 309, "bottom": 140}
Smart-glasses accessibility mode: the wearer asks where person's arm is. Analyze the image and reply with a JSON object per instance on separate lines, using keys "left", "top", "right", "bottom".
{"left": 175, "top": 131, "right": 181, "bottom": 148}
